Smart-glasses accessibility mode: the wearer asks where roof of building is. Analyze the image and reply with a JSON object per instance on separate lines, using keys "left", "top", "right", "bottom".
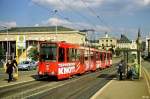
{"left": 118, "top": 34, "right": 131, "bottom": 43}
{"left": 0, "top": 26, "right": 74, "bottom": 33}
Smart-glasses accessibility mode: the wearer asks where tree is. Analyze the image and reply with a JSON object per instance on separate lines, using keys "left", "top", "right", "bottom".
{"left": 115, "top": 47, "right": 121, "bottom": 56}
{"left": 28, "top": 46, "right": 39, "bottom": 61}
{"left": 0, "top": 47, "right": 4, "bottom": 61}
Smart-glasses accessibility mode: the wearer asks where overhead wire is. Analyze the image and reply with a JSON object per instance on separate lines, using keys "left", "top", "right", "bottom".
{"left": 30, "top": 0, "right": 84, "bottom": 30}
{"left": 58, "top": 0, "right": 97, "bottom": 30}
{"left": 80, "top": 0, "right": 112, "bottom": 32}
{"left": 31, "top": 0, "right": 100, "bottom": 40}
{"left": 55, "top": 0, "right": 89, "bottom": 30}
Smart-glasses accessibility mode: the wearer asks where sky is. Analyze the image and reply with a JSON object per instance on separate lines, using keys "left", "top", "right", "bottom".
{"left": 0, "top": 0, "right": 150, "bottom": 40}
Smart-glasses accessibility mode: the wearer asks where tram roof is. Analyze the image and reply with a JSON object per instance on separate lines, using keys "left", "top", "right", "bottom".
{"left": 40, "top": 41, "right": 110, "bottom": 53}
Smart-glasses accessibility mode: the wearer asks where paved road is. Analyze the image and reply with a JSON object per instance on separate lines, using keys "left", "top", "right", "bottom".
{"left": 30, "top": 70, "right": 116, "bottom": 99}
{"left": 0, "top": 65, "right": 117, "bottom": 99}
{"left": 142, "top": 60, "right": 150, "bottom": 73}
{"left": 0, "top": 58, "right": 120, "bottom": 99}
{"left": 0, "top": 69, "right": 37, "bottom": 81}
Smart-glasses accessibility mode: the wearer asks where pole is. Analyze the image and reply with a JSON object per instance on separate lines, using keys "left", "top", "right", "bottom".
{"left": 6, "top": 27, "right": 9, "bottom": 62}
{"left": 137, "top": 28, "right": 141, "bottom": 79}
{"left": 54, "top": 10, "right": 58, "bottom": 41}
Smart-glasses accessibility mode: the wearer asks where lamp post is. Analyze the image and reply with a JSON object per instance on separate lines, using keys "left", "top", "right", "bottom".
{"left": 54, "top": 9, "right": 58, "bottom": 41}
{"left": 136, "top": 28, "right": 142, "bottom": 79}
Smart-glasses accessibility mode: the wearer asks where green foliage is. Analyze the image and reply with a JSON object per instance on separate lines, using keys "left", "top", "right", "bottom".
{"left": 115, "top": 47, "right": 121, "bottom": 56}
{"left": 0, "top": 47, "right": 4, "bottom": 60}
{"left": 28, "top": 47, "right": 39, "bottom": 61}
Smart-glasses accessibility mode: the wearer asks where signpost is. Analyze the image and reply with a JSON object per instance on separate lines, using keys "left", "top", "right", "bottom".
{"left": 16, "top": 35, "right": 26, "bottom": 63}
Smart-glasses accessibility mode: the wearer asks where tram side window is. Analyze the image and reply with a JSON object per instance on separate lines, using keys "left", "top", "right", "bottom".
{"left": 90, "top": 52, "right": 94, "bottom": 61}
{"left": 96, "top": 52, "right": 99, "bottom": 61}
{"left": 59, "top": 47, "right": 65, "bottom": 62}
{"left": 84, "top": 50, "right": 88, "bottom": 61}
{"left": 104, "top": 53, "right": 106, "bottom": 60}
{"left": 110, "top": 53, "right": 112, "bottom": 59}
{"left": 100, "top": 53, "right": 103, "bottom": 61}
{"left": 76, "top": 49, "right": 80, "bottom": 61}
{"left": 67, "top": 48, "right": 76, "bottom": 62}
{"left": 107, "top": 53, "right": 109, "bottom": 59}
{"left": 70, "top": 49, "right": 76, "bottom": 61}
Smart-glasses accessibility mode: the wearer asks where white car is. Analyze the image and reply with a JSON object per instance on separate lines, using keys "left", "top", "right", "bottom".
{"left": 18, "top": 61, "right": 37, "bottom": 70}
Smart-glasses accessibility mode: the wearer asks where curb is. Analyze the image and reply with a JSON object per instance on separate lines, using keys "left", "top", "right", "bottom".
{"left": 142, "top": 67, "right": 150, "bottom": 94}
{"left": 90, "top": 80, "right": 113, "bottom": 99}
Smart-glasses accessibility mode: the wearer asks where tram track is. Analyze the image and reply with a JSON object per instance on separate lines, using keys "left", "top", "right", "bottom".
{"left": 0, "top": 63, "right": 117, "bottom": 99}
{"left": 27, "top": 65, "right": 117, "bottom": 99}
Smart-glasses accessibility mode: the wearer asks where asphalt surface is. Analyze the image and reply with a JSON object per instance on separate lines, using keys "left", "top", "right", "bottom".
{"left": 0, "top": 64, "right": 117, "bottom": 99}
{"left": 0, "top": 69, "right": 37, "bottom": 81}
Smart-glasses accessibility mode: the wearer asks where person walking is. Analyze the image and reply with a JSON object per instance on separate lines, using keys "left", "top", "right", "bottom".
{"left": 117, "top": 60, "right": 124, "bottom": 80}
{"left": 13, "top": 56, "right": 18, "bottom": 67}
{"left": 6, "top": 58, "right": 16, "bottom": 83}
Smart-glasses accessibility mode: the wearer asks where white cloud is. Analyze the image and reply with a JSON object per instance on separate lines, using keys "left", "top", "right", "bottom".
{"left": 41, "top": 17, "right": 112, "bottom": 32}
{"left": 32, "top": 0, "right": 103, "bottom": 10}
{"left": 0, "top": 21, "right": 17, "bottom": 29}
{"left": 42, "top": 17, "right": 71, "bottom": 26}
{"left": 137, "top": 0, "right": 150, "bottom": 6}
{"left": 31, "top": 0, "right": 150, "bottom": 17}
{"left": 38, "top": 17, "right": 140, "bottom": 39}
{"left": 34, "top": 24, "right": 39, "bottom": 27}
{"left": 144, "top": 0, "right": 150, "bottom": 5}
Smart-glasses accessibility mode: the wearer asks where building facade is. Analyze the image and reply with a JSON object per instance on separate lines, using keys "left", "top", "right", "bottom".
{"left": 98, "top": 33, "right": 117, "bottom": 50}
{"left": 145, "top": 37, "right": 150, "bottom": 57}
{"left": 0, "top": 26, "right": 86, "bottom": 58}
{"left": 117, "top": 34, "right": 132, "bottom": 49}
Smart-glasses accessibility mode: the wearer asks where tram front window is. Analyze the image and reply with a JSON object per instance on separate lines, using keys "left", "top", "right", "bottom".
{"left": 40, "top": 43, "right": 57, "bottom": 62}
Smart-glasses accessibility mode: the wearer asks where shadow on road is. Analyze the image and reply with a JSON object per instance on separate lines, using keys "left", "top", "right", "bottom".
{"left": 97, "top": 74, "right": 116, "bottom": 80}
{"left": 30, "top": 75, "right": 59, "bottom": 82}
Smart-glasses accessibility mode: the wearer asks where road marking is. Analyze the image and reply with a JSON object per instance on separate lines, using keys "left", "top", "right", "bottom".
{"left": 90, "top": 80, "right": 114, "bottom": 99}
{"left": 142, "top": 67, "right": 150, "bottom": 94}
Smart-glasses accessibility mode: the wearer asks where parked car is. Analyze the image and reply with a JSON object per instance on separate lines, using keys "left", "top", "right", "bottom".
{"left": 18, "top": 61, "right": 38, "bottom": 70}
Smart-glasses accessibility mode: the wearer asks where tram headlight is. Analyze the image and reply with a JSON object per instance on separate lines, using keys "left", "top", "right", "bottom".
{"left": 39, "top": 71, "right": 42, "bottom": 74}
{"left": 51, "top": 71, "right": 55, "bottom": 75}
{"left": 46, "top": 64, "right": 50, "bottom": 70}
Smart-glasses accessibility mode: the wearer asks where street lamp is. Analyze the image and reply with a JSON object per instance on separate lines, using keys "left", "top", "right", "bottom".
{"left": 53, "top": 9, "right": 58, "bottom": 41}
{"left": 136, "top": 28, "right": 142, "bottom": 79}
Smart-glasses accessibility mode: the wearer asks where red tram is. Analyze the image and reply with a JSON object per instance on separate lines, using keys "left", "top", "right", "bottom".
{"left": 38, "top": 41, "right": 112, "bottom": 80}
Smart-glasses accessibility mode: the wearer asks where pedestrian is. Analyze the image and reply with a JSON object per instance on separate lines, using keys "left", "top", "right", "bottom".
{"left": 6, "top": 58, "right": 16, "bottom": 83}
{"left": 13, "top": 56, "right": 18, "bottom": 67}
{"left": 117, "top": 60, "right": 124, "bottom": 80}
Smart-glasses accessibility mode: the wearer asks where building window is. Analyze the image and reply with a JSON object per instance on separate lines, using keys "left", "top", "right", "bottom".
{"left": 106, "top": 40, "right": 108, "bottom": 42}
{"left": 110, "top": 40, "right": 112, "bottom": 42}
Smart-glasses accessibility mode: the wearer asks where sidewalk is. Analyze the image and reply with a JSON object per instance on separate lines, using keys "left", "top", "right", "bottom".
{"left": 91, "top": 71, "right": 150, "bottom": 99}
{"left": 0, "top": 72, "right": 36, "bottom": 88}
